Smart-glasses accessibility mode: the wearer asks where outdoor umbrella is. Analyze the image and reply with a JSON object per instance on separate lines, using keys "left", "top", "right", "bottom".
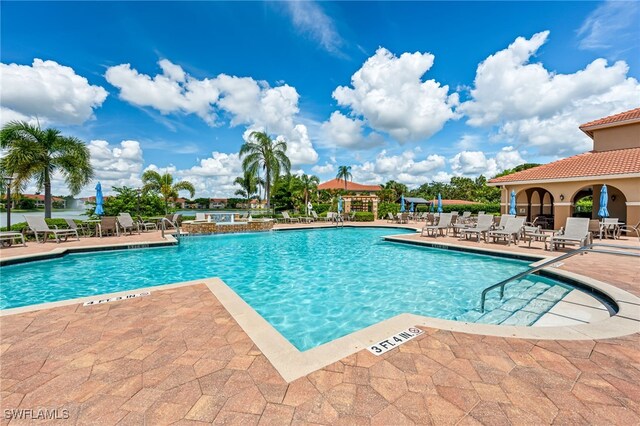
{"left": 437, "top": 193, "right": 443, "bottom": 213}
{"left": 598, "top": 185, "right": 609, "bottom": 218}
{"left": 95, "top": 182, "right": 104, "bottom": 216}
{"left": 409, "top": 202, "right": 415, "bottom": 213}
{"left": 509, "top": 190, "right": 517, "bottom": 215}
{"left": 430, "top": 200, "right": 434, "bottom": 213}
{"left": 337, "top": 196, "right": 343, "bottom": 214}
{"left": 400, "top": 195, "right": 405, "bottom": 213}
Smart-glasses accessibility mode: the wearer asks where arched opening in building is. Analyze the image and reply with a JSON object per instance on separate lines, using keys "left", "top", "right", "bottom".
{"left": 571, "top": 184, "right": 627, "bottom": 223}
{"left": 517, "top": 187, "right": 555, "bottom": 228}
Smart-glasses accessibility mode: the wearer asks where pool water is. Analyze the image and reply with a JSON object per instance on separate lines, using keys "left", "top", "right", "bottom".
{"left": 0, "top": 228, "right": 571, "bottom": 350}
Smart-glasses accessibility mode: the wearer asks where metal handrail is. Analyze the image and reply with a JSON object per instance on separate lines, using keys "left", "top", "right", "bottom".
{"left": 160, "top": 217, "right": 180, "bottom": 241}
{"left": 479, "top": 243, "right": 640, "bottom": 312}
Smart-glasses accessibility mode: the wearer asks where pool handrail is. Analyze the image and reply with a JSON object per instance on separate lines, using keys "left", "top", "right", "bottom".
{"left": 160, "top": 217, "right": 181, "bottom": 242}
{"left": 479, "top": 243, "right": 640, "bottom": 312}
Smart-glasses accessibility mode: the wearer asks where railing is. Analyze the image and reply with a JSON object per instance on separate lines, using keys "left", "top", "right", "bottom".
{"left": 160, "top": 217, "right": 180, "bottom": 242}
{"left": 479, "top": 243, "right": 640, "bottom": 312}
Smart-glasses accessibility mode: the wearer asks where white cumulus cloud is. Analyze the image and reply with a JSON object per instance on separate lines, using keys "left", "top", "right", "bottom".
{"left": 320, "top": 111, "right": 384, "bottom": 149}
{"left": 450, "top": 146, "right": 525, "bottom": 178}
{"left": 87, "top": 140, "right": 144, "bottom": 194}
{"left": 1, "top": 59, "right": 108, "bottom": 126}
{"left": 460, "top": 31, "right": 640, "bottom": 156}
{"left": 350, "top": 149, "right": 448, "bottom": 187}
{"left": 332, "top": 47, "right": 459, "bottom": 143}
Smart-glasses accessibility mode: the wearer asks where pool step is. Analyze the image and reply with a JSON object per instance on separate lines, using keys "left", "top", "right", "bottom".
{"left": 457, "top": 279, "right": 570, "bottom": 326}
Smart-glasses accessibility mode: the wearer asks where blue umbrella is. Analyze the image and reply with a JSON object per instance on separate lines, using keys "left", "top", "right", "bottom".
{"left": 400, "top": 194, "right": 405, "bottom": 213}
{"left": 437, "top": 193, "right": 443, "bottom": 213}
{"left": 598, "top": 185, "right": 609, "bottom": 218}
{"left": 409, "top": 202, "right": 415, "bottom": 213}
{"left": 509, "top": 190, "right": 517, "bottom": 215}
{"left": 337, "top": 196, "right": 343, "bottom": 214}
{"left": 94, "top": 182, "right": 104, "bottom": 216}
{"left": 430, "top": 200, "right": 434, "bottom": 213}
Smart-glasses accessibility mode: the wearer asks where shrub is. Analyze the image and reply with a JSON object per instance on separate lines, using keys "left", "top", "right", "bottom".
{"left": 353, "top": 212, "right": 374, "bottom": 222}
{"left": 312, "top": 203, "right": 331, "bottom": 214}
{"left": 417, "top": 203, "right": 500, "bottom": 214}
{"left": 377, "top": 203, "right": 399, "bottom": 219}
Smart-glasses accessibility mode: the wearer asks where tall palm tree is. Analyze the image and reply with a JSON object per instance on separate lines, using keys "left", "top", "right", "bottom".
{"left": 0, "top": 121, "right": 93, "bottom": 218}
{"left": 298, "top": 174, "right": 320, "bottom": 214}
{"left": 234, "top": 171, "right": 258, "bottom": 204}
{"left": 239, "top": 131, "right": 291, "bottom": 210}
{"left": 141, "top": 170, "right": 195, "bottom": 214}
{"left": 336, "top": 165, "right": 353, "bottom": 191}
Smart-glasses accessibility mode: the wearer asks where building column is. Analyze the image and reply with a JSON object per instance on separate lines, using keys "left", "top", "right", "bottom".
{"left": 554, "top": 203, "right": 572, "bottom": 229}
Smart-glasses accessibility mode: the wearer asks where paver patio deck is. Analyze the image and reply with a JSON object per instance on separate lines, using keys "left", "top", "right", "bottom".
{"left": 1, "top": 221, "right": 639, "bottom": 425}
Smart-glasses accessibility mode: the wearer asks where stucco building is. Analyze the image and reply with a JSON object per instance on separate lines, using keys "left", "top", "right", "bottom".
{"left": 489, "top": 108, "right": 640, "bottom": 229}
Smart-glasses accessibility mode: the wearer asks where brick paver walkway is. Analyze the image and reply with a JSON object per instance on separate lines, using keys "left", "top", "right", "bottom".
{"left": 2, "top": 282, "right": 639, "bottom": 425}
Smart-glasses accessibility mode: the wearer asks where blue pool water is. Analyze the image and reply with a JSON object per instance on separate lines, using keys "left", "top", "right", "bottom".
{"left": 0, "top": 228, "right": 571, "bottom": 350}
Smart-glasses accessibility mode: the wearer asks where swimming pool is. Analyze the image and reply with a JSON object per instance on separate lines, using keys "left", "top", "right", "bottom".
{"left": 0, "top": 227, "right": 572, "bottom": 350}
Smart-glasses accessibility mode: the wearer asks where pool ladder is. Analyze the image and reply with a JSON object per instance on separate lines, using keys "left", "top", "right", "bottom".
{"left": 479, "top": 243, "right": 640, "bottom": 312}
{"left": 160, "top": 217, "right": 181, "bottom": 243}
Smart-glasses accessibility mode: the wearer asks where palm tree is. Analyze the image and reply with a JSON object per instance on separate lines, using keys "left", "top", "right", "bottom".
{"left": 234, "top": 171, "right": 258, "bottom": 205}
{"left": 336, "top": 165, "right": 353, "bottom": 191}
{"left": 298, "top": 174, "right": 320, "bottom": 215}
{"left": 239, "top": 131, "right": 291, "bottom": 210}
{"left": 141, "top": 170, "right": 195, "bottom": 214}
{"left": 0, "top": 121, "right": 93, "bottom": 218}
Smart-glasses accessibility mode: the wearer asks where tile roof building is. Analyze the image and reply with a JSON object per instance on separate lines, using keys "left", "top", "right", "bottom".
{"left": 317, "top": 178, "right": 382, "bottom": 193}
{"left": 489, "top": 107, "right": 640, "bottom": 229}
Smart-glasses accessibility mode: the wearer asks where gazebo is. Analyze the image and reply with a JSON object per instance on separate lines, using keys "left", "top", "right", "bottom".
{"left": 318, "top": 178, "right": 383, "bottom": 219}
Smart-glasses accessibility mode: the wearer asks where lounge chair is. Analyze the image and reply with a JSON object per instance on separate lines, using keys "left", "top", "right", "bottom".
{"left": 459, "top": 211, "right": 472, "bottom": 223}
{"left": 487, "top": 217, "right": 526, "bottom": 246}
{"left": 311, "top": 211, "right": 321, "bottom": 222}
{"left": 323, "top": 212, "right": 335, "bottom": 222}
{"left": 64, "top": 218, "right": 91, "bottom": 237}
{"left": 494, "top": 214, "right": 515, "bottom": 230}
{"left": 477, "top": 211, "right": 485, "bottom": 215}
{"left": 619, "top": 220, "right": 640, "bottom": 241}
{"left": 522, "top": 225, "right": 548, "bottom": 248}
{"left": 98, "top": 216, "right": 119, "bottom": 237}
{"left": 421, "top": 213, "right": 452, "bottom": 237}
{"left": 118, "top": 213, "right": 141, "bottom": 235}
{"left": 137, "top": 216, "right": 158, "bottom": 231}
{"left": 461, "top": 214, "right": 494, "bottom": 242}
{"left": 0, "top": 231, "right": 26, "bottom": 247}
{"left": 386, "top": 212, "right": 396, "bottom": 223}
{"left": 25, "top": 215, "right": 79, "bottom": 243}
{"left": 195, "top": 212, "right": 206, "bottom": 221}
{"left": 548, "top": 217, "right": 590, "bottom": 251}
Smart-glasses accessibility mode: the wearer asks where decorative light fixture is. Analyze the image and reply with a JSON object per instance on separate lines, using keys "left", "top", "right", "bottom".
{"left": 559, "top": 194, "right": 565, "bottom": 201}
{"left": 611, "top": 195, "right": 617, "bottom": 202}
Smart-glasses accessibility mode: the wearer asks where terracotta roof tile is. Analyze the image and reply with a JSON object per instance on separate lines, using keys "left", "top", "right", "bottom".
{"left": 489, "top": 147, "right": 640, "bottom": 184}
{"left": 318, "top": 178, "right": 382, "bottom": 192}
{"left": 579, "top": 107, "right": 640, "bottom": 130}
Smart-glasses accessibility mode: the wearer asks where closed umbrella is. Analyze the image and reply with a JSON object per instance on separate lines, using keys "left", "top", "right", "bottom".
{"left": 430, "top": 200, "right": 434, "bottom": 213}
{"left": 400, "top": 194, "right": 405, "bottom": 213}
{"left": 509, "top": 190, "right": 517, "bottom": 215}
{"left": 95, "top": 182, "right": 104, "bottom": 216}
{"left": 437, "top": 193, "right": 443, "bottom": 213}
{"left": 409, "top": 202, "right": 414, "bottom": 213}
{"left": 598, "top": 185, "right": 609, "bottom": 218}
{"left": 337, "top": 196, "right": 343, "bottom": 214}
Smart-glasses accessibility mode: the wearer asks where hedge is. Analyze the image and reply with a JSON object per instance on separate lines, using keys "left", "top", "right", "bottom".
{"left": 352, "top": 212, "right": 374, "bottom": 222}
{"left": 377, "top": 203, "right": 399, "bottom": 219}
{"left": 312, "top": 203, "right": 331, "bottom": 214}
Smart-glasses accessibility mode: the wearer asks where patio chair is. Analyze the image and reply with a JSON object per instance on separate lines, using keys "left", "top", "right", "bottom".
{"left": 588, "top": 219, "right": 601, "bottom": 241}
{"left": 98, "top": 216, "right": 119, "bottom": 237}
{"left": 477, "top": 211, "right": 485, "bottom": 215}
{"left": 548, "top": 217, "right": 590, "bottom": 251}
{"left": 280, "top": 211, "right": 300, "bottom": 223}
{"left": 63, "top": 218, "right": 91, "bottom": 237}
{"left": 323, "top": 212, "right": 335, "bottom": 222}
{"left": 25, "top": 215, "right": 80, "bottom": 243}
{"left": 421, "top": 213, "right": 452, "bottom": 237}
{"left": 137, "top": 216, "right": 158, "bottom": 231}
{"left": 487, "top": 217, "right": 526, "bottom": 246}
{"left": 172, "top": 214, "right": 182, "bottom": 225}
{"left": 163, "top": 214, "right": 178, "bottom": 229}
{"left": 522, "top": 225, "right": 548, "bottom": 248}
{"left": 386, "top": 212, "right": 396, "bottom": 223}
{"left": 118, "top": 213, "right": 141, "bottom": 235}
{"left": 311, "top": 211, "right": 321, "bottom": 222}
{"left": 600, "top": 218, "right": 619, "bottom": 239}
{"left": 0, "top": 231, "right": 26, "bottom": 247}
{"left": 461, "top": 214, "right": 494, "bottom": 242}
{"left": 460, "top": 211, "right": 472, "bottom": 223}
{"left": 618, "top": 220, "right": 640, "bottom": 241}
{"left": 195, "top": 212, "right": 206, "bottom": 221}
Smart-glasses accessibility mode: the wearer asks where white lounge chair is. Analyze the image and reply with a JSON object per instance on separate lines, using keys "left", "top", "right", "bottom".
{"left": 421, "top": 213, "right": 452, "bottom": 237}
{"left": 487, "top": 217, "right": 526, "bottom": 246}
{"left": 548, "top": 217, "right": 590, "bottom": 251}
{"left": 64, "top": 218, "right": 90, "bottom": 237}
{"left": 461, "top": 214, "right": 494, "bottom": 242}
{"left": 619, "top": 220, "right": 640, "bottom": 241}
{"left": 25, "top": 215, "right": 79, "bottom": 243}
{"left": 0, "top": 231, "right": 26, "bottom": 247}
{"left": 195, "top": 212, "right": 206, "bottom": 221}
{"left": 118, "top": 213, "right": 141, "bottom": 235}
{"left": 279, "top": 211, "right": 300, "bottom": 223}
{"left": 494, "top": 214, "right": 515, "bottom": 230}
{"left": 311, "top": 211, "right": 320, "bottom": 222}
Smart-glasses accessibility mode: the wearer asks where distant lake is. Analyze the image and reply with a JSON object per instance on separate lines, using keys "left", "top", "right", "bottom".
{"left": 1, "top": 210, "right": 87, "bottom": 227}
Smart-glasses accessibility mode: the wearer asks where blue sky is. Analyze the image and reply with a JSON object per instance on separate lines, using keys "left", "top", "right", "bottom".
{"left": 2, "top": 1, "right": 639, "bottom": 197}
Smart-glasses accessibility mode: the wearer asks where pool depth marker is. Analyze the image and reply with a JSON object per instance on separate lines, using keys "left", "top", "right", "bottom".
{"left": 83, "top": 291, "right": 151, "bottom": 306}
{"left": 367, "top": 327, "right": 424, "bottom": 355}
